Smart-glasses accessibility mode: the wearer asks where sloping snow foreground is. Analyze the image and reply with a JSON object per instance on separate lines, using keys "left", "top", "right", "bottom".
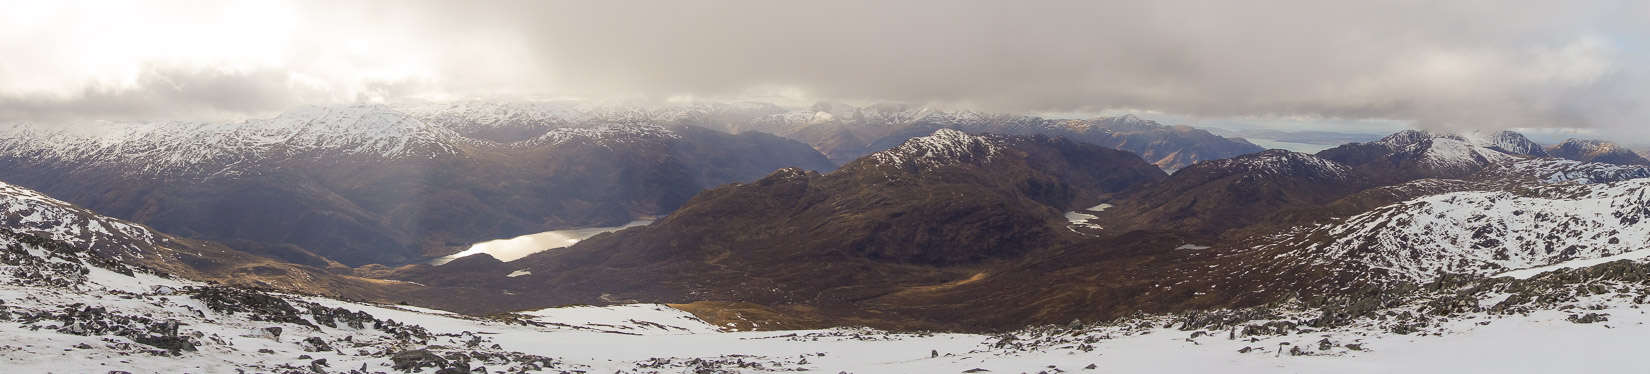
{"left": 9, "top": 222, "right": 1650, "bottom": 374}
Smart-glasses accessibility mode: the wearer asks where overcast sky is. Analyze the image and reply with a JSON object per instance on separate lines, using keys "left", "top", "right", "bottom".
{"left": 3, "top": 0, "right": 1648, "bottom": 138}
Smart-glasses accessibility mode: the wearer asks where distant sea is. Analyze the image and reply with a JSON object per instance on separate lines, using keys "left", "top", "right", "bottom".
{"left": 1244, "top": 138, "right": 1338, "bottom": 153}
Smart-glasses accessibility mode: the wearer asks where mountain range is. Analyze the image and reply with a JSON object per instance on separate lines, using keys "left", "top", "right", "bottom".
{"left": 0, "top": 103, "right": 835, "bottom": 266}
{"left": 2, "top": 100, "right": 1649, "bottom": 333}
{"left": 0, "top": 100, "right": 1268, "bottom": 268}
{"left": 380, "top": 127, "right": 1650, "bottom": 331}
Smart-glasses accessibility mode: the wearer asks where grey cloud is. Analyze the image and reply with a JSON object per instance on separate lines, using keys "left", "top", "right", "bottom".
{"left": 493, "top": 0, "right": 1650, "bottom": 136}
{"left": 0, "top": 68, "right": 302, "bottom": 123}
{"left": 7, "top": 0, "right": 1650, "bottom": 139}
{"left": 0, "top": 66, "right": 429, "bottom": 124}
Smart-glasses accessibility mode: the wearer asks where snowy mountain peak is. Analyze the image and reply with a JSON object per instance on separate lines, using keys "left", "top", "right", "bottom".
{"left": 1458, "top": 130, "right": 1548, "bottom": 157}
{"left": 869, "top": 128, "right": 1002, "bottom": 169}
{"left": 1548, "top": 138, "right": 1650, "bottom": 166}
{"left": 1553, "top": 138, "right": 1619, "bottom": 152}
{"left": 1199, "top": 149, "right": 1353, "bottom": 180}
{"left": 0, "top": 104, "right": 464, "bottom": 177}
{"left": 1368, "top": 130, "right": 1523, "bottom": 173}
{"left": 1090, "top": 114, "right": 1163, "bottom": 132}
{"left": 1375, "top": 129, "right": 1444, "bottom": 147}
{"left": 250, "top": 103, "right": 459, "bottom": 153}
{"left": 1377, "top": 129, "right": 1544, "bottom": 156}
{"left": 398, "top": 99, "right": 587, "bottom": 130}
{"left": 521, "top": 122, "right": 681, "bottom": 148}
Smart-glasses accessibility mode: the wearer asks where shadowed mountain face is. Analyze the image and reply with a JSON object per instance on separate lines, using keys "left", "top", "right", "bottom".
{"left": 395, "top": 130, "right": 1168, "bottom": 315}
{"left": 0, "top": 104, "right": 835, "bottom": 266}
{"left": 0, "top": 179, "right": 453, "bottom": 303}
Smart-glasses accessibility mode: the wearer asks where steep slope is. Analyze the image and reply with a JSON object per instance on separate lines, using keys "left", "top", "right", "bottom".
{"left": 400, "top": 129, "right": 1167, "bottom": 317}
{"left": 1547, "top": 138, "right": 1650, "bottom": 166}
{"left": 0, "top": 104, "right": 835, "bottom": 266}
{"left": 0, "top": 178, "right": 465, "bottom": 303}
{"left": 1249, "top": 177, "right": 1650, "bottom": 285}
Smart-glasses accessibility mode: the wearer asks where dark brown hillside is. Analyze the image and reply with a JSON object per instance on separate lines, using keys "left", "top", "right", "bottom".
{"left": 398, "top": 129, "right": 1650, "bottom": 330}
{"left": 1094, "top": 150, "right": 1370, "bottom": 237}
{"left": 400, "top": 130, "right": 1167, "bottom": 318}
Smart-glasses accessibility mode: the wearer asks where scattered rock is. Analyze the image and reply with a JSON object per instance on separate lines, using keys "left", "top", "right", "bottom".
{"left": 300, "top": 336, "right": 332, "bottom": 352}
{"left": 1568, "top": 313, "right": 1609, "bottom": 324}
{"left": 392, "top": 349, "right": 449, "bottom": 372}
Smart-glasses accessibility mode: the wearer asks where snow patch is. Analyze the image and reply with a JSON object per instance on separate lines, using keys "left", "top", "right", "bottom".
{"left": 429, "top": 220, "right": 651, "bottom": 265}
{"left": 1293, "top": 178, "right": 1650, "bottom": 281}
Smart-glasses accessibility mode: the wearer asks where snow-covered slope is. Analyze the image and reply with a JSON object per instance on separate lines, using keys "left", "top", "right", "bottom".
{"left": 1280, "top": 178, "right": 1650, "bottom": 281}
{"left": 0, "top": 103, "right": 462, "bottom": 176}
{"left": 0, "top": 181, "right": 168, "bottom": 262}
{"left": 1196, "top": 149, "right": 1354, "bottom": 180}
{"left": 1458, "top": 130, "right": 1550, "bottom": 157}
{"left": 1374, "top": 130, "right": 1521, "bottom": 174}
{"left": 1547, "top": 138, "right": 1650, "bottom": 166}
{"left": 869, "top": 128, "right": 1002, "bottom": 169}
{"left": 1481, "top": 158, "right": 1650, "bottom": 184}
{"left": 10, "top": 217, "right": 1650, "bottom": 373}
{"left": 519, "top": 122, "right": 681, "bottom": 148}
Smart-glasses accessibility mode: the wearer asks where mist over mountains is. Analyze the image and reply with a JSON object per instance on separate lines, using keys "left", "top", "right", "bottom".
{"left": 8, "top": 1, "right": 1650, "bottom": 372}
{"left": 0, "top": 97, "right": 1647, "bottom": 372}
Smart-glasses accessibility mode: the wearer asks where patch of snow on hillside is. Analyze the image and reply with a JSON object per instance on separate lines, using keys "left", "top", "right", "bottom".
{"left": 1490, "top": 158, "right": 1650, "bottom": 184}
{"left": 1200, "top": 150, "right": 1352, "bottom": 180}
{"left": 1302, "top": 179, "right": 1650, "bottom": 281}
{"left": 1497, "top": 248, "right": 1650, "bottom": 279}
{"left": 0, "top": 104, "right": 463, "bottom": 176}
{"left": 0, "top": 181, "right": 164, "bottom": 260}
{"left": 8, "top": 209, "right": 1650, "bottom": 372}
{"left": 429, "top": 220, "right": 652, "bottom": 265}
{"left": 870, "top": 128, "right": 1001, "bottom": 169}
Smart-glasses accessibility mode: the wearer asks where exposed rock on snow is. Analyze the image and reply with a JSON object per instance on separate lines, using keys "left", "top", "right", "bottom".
{"left": 1286, "top": 179, "right": 1650, "bottom": 282}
